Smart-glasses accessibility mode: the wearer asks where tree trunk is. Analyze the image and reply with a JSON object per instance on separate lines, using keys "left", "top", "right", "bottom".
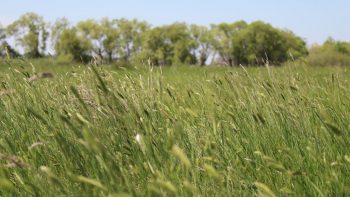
{"left": 200, "top": 54, "right": 207, "bottom": 66}
{"left": 108, "top": 52, "right": 113, "bottom": 63}
{"left": 228, "top": 58, "right": 233, "bottom": 67}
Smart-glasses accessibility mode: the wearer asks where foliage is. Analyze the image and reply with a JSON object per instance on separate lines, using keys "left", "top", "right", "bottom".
{"left": 100, "top": 18, "right": 120, "bottom": 62}
{"left": 0, "top": 24, "right": 9, "bottom": 57}
{"left": 211, "top": 21, "right": 248, "bottom": 66}
{"left": 113, "top": 18, "right": 150, "bottom": 64}
{"left": 212, "top": 21, "right": 308, "bottom": 66}
{"left": 0, "top": 23, "right": 5, "bottom": 42}
{"left": 134, "top": 26, "right": 169, "bottom": 65}
{"left": 55, "top": 28, "right": 92, "bottom": 62}
{"left": 1, "top": 23, "right": 20, "bottom": 57}
{"left": 51, "top": 17, "right": 70, "bottom": 51}
{"left": 0, "top": 41, "right": 21, "bottom": 58}
{"left": 139, "top": 23, "right": 197, "bottom": 66}
{"left": 76, "top": 19, "right": 106, "bottom": 61}
{"left": 239, "top": 21, "right": 290, "bottom": 65}
{"left": 281, "top": 30, "right": 308, "bottom": 60}
{"left": 190, "top": 24, "right": 213, "bottom": 66}
{"left": 308, "top": 38, "right": 350, "bottom": 66}
{"left": 55, "top": 18, "right": 150, "bottom": 64}
{"left": 0, "top": 12, "right": 311, "bottom": 66}
{"left": 6, "top": 12, "right": 48, "bottom": 58}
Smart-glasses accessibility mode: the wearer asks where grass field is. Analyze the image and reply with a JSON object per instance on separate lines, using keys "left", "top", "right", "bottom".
{"left": 0, "top": 59, "right": 349, "bottom": 196}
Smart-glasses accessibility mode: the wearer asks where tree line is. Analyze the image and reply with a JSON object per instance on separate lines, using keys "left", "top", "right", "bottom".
{"left": 0, "top": 12, "right": 342, "bottom": 66}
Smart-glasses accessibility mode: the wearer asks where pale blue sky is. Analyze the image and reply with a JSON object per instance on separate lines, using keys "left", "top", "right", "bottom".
{"left": 1, "top": 0, "right": 349, "bottom": 44}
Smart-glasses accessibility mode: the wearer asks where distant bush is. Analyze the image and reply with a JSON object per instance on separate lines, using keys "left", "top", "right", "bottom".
{"left": 56, "top": 54, "right": 75, "bottom": 65}
{"left": 308, "top": 39, "right": 350, "bottom": 66}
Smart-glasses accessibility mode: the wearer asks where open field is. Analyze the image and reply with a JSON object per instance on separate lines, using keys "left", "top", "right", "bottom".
{"left": 0, "top": 59, "right": 349, "bottom": 196}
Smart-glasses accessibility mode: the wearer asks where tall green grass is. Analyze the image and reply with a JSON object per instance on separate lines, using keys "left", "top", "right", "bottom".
{"left": 0, "top": 60, "right": 349, "bottom": 196}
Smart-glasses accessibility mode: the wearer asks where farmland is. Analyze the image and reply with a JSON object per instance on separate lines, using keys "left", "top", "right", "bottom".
{"left": 0, "top": 59, "right": 349, "bottom": 196}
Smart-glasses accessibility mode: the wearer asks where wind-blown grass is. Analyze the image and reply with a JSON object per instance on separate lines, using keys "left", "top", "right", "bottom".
{"left": 0, "top": 60, "right": 349, "bottom": 196}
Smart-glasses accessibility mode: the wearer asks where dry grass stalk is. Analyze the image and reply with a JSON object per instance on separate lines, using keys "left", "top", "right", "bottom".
{"left": 28, "top": 72, "right": 54, "bottom": 82}
{"left": 0, "top": 153, "right": 29, "bottom": 169}
{"left": 0, "top": 89, "right": 16, "bottom": 97}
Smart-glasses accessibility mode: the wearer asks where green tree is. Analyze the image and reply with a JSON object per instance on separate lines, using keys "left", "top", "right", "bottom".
{"left": 140, "top": 23, "right": 196, "bottom": 66}
{"left": 114, "top": 18, "right": 150, "bottom": 64}
{"left": 6, "top": 12, "right": 48, "bottom": 58}
{"left": 1, "top": 23, "right": 20, "bottom": 58}
{"left": 51, "top": 17, "right": 70, "bottom": 51}
{"left": 324, "top": 38, "right": 350, "bottom": 54}
{"left": 211, "top": 21, "right": 307, "bottom": 66}
{"left": 0, "top": 41, "right": 21, "bottom": 58}
{"left": 308, "top": 38, "right": 350, "bottom": 66}
{"left": 280, "top": 30, "right": 308, "bottom": 61}
{"left": 167, "top": 23, "right": 197, "bottom": 65}
{"left": 234, "top": 21, "right": 288, "bottom": 65}
{"left": 75, "top": 18, "right": 149, "bottom": 64}
{"left": 138, "top": 26, "right": 170, "bottom": 65}
{"left": 75, "top": 18, "right": 122, "bottom": 63}
{"left": 77, "top": 19, "right": 105, "bottom": 60}
{"left": 211, "top": 21, "right": 248, "bottom": 66}
{"left": 190, "top": 25, "right": 213, "bottom": 66}
{"left": 100, "top": 18, "right": 120, "bottom": 62}
{"left": 55, "top": 27, "right": 92, "bottom": 62}
{"left": 0, "top": 23, "right": 5, "bottom": 42}
{"left": 52, "top": 18, "right": 91, "bottom": 62}
{"left": 0, "top": 23, "right": 5, "bottom": 57}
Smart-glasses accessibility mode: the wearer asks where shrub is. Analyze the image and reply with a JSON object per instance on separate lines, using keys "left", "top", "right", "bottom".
{"left": 307, "top": 39, "right": 350, "bottom": 66}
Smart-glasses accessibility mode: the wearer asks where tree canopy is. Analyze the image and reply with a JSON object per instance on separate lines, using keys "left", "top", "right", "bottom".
{"left": 1, "top": 12, "right": 311, "bottom": 66}
{"left": 6, "top": 12, "right": 48, "bottom": 58}
{"left": 308, "top": 38, "right": 350, "bottom": 66}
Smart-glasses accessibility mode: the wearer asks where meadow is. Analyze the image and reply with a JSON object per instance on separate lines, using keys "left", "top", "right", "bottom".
{"left": 0, "top": 59, "right": 349, "bottom": 196}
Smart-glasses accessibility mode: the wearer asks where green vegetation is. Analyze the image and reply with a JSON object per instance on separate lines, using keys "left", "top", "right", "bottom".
{"left": 211, "top": 21, "right": 308, "bottom": 66}
{"left": 1, "top": 12, "right": 310, "bottom": 66}
{"left": 3, "top": 12, "right": 350, "bottom": 67}
{"left": 5, "top": 13, "right": 48, "bottom": 58}
{"left": 0, "top": 10, "right": 350, "bottom": 197}
{"left": 308, "top": 38, "right": 350, "bottom": 67}
{"left": 0, "top": 58, "right": 349, "bottom": 196}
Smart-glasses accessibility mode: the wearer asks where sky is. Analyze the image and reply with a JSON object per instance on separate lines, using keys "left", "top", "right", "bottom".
{"left": 0, "top": 0, "right": 349, "bottom": 45}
